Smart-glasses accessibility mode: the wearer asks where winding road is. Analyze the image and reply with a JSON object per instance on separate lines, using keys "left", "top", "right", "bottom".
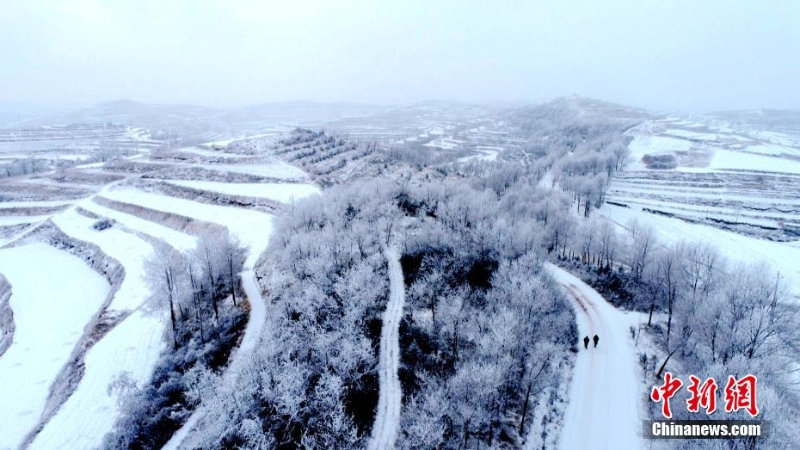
{"left": 546, "top": 264, "right": 644, "bottom": 450}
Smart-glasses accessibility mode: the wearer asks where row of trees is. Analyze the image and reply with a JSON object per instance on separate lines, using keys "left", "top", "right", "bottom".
{"left": 104, "top": 230, "right": 248, "bottom": 449}
{"left": 0, "top": 157, "right": 57, "bottom": 178}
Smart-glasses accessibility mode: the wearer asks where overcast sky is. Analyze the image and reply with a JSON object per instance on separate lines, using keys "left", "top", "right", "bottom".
{"left": 1, "top": 0, "right": 798, "bottom": 112}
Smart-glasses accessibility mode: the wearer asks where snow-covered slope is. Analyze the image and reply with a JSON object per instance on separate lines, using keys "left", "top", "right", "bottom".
{"left": 164, "top": 180, "right": 320, "bottom": 203}
{"left": 0, "top": 244, "right": 109, "bottom": 450}
{"left": 28, "top": 210, "right": 165, "bottom": 449}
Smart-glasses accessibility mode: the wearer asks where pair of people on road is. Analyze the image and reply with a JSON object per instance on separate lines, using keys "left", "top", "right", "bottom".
{"left": 583, "top": 334, "right": 599, "bottom": 349}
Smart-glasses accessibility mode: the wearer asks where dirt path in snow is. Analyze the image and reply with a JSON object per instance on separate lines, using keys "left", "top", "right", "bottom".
{"left": 162, "top": 260, "right": 266, "bottom": 450}
{"left": 546, "top": 264, "right": 644, "bottom": 450}
{"left": 368, "top": 246, "right": 405, "bottom": 450}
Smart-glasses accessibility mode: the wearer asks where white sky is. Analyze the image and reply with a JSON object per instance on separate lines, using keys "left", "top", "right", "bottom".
{"left": 0, "top": 0, "right": 798, "bottom": 112}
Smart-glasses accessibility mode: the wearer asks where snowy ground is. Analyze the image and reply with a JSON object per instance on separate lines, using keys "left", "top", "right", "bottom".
{"left": 196, "top": 162, "right": 308, "bottom": 180}
{"left": 164, "top": 180, "right": 320, "bottom": 204}
{"left": 547, "top": 264, "right": 645, "bottom": 450}
{"left": 27, "top": 210, "right": 166, "bottom": 449}
{"left": 0, "top": 244, "right": 109, "bottom": 450}
{"left": 178, "top": 146, "right": 251, "bottom": 158}
{"left": 368, "top": 246, "right": 405, "bottom": 450}
{"left": 458, "top": 146, "right": 501, "bottom": 163}
{"left": 79, "top": 200, "right": 198, "bottom": 253}
{"left": 0, "top": 127, "right": 320, "bottom": 448}
{"left": 100, "top": 188, "right": 276, "bottom": 263}
{"left": 609, "top": 116, "right": 800, "bottom": 297}
{"left": 599, "top": 203, "right": 800, "bottom": 298}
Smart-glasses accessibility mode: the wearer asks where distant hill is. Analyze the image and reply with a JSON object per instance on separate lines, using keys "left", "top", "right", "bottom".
{"left": 6, "top": 100, "right": 391, "bottom": 143}
{"left": 531, "top": 95, "right": 654, "bottom": 121}
{"left": 708, "top": 108, "right": 800, "bottom": 135}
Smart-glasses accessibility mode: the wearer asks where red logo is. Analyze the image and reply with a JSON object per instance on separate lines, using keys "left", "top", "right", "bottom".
{"left": 724, "top": 375, "right": 759, "bottom": 417}
{"left": 651, "top": 372, "right": 683, "bottom": 419}
{"left": 686, "top": 376, "right": 717, "bottom": 414}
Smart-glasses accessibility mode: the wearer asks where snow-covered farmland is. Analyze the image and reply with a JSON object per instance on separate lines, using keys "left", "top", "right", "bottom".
{"left": 607, "top": 115, "right": 800, "bottom": 298}
{"left": 79, "top": 200, "right": 198, "bottom": 253}
{"left": 164, "top": 180, "right": 320, "bottom": 203}
{"left": 705, "top": 149, "right": 800, "bottom": 173}
{"left": 26, "top": 210, "right": 166, "bottom": 449}
{"left": 100, "top": 188, "right": 274, "bottom": 264}
{"left": 53, "top": 210, "right": 155, "bottom": 311}
{"left": 29, "top": 310, "right": 164, "bottom": 450}
{"left": 196, "top": 161, "right": 308, "bottom": 180}
{"left": 0, "top": 243, "right": 109, "bottom": 449}
{"left": 600, "top": 203, "right": 800, "bottom": 297}
{"left": 178, "top": 146, "right": 251, "bottom": 159}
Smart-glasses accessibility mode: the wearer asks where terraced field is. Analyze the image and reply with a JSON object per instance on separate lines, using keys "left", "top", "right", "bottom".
{"left": 233, "top": 129, "right": 378, "bottom": 185}
{"left": 0, "top": 133, "right": 320, "bottom": 448}
{"left": 0, "top": 124, "right": 161, "bottom": 181}
{"left": 601, "top": 115, "right": 800, "bottom": 298}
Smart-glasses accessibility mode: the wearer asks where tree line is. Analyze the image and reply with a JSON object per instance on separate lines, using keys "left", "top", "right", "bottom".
{"left": 104, "top": 230, "right": 248, "bottom": 449}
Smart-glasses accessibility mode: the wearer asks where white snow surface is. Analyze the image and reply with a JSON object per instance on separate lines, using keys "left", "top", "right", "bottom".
{"left": 178, "top": 147, "right": 250, "bottom": 158}
{"left": 0, "top": 200, "right": 75, "bottom": 208}
{"left": 164, "top": 180, "right": 320, "bottom": 204}
{"left": 79, "top": 199, "right": 197, "bottom": 253}
{"left": 0, "top": 216, "right": 49, "bottom": 226}
{"left": 0, "top": 244, "right": 109, "bottom": 450}
{"left": 101, "top": 188, "right": 274, "bottom": 266}
{"left": 196, "top": 161, "right": 308, "bottom": 180}
{"left": 29, "top": 210, "right": 165, "bottom": 449}
{"left": 599, "top": 204, "right": 800, "bottom": 298}
{"left": 705, "top": 149, "right": 800, "bottom": 173}
{"left": 368, "top": 246, "right": 405, "bottom": 450}
{"left": 662, "top": 129, "right": 718, "bottom": 141}
{"left": 547, "top": 264, "right": 644, "bottom": 450}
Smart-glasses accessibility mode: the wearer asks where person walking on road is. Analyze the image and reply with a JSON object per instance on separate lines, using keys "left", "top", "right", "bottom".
{"left": 593, "top": 334, "right": 599, "bottom": 348}
{"left": 583, "top": 336, "right": 590, "bottom": 349}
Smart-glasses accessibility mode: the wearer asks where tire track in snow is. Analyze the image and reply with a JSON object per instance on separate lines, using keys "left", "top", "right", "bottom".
{"left": 369, "top": 246, "right": 405, "bottom": 450}
{"left": 547, "top": 264, "right": 644, "bottom": 450}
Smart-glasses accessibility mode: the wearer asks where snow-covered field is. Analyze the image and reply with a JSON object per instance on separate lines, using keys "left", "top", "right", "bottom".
{"left": 0, "top": 243, "right": 109, "bottom": 449}
{"left": 0, "top": 123, "right": 323, "bottom": 446}
{"left": 164, "top": 180, "right": 320, "bottom": 203}
{"left": 601, "top": 203, "right": 800, "bottom": 298}
{"left": 101, "top": 188, "right": 275, "bottom": 262}
{"left": 24, "top": 210, "right": 166, "bottom": 449}
{"left": 606, "top": 116, "right": 800, "bottom": 297}
{"left": 79, "top": 200, "right": 198, "bottom": 253}
{"left": 196, "top": 162, "right": 308, "bottom": 180}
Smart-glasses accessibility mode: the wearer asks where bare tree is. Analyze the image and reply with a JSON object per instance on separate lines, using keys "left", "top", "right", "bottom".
{"left": 627, "top": 219, "right": 657, "bottom": 281}
{"left": 145, "top": 246, "right": 189, "bottom": 349}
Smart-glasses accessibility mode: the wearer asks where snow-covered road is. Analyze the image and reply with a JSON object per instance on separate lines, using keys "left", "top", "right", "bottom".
{"left": 547, "top": 264, "right": 644, "bottom": 450}
{"left": 368, "top": 246, "right": 405, "bottom": 450}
